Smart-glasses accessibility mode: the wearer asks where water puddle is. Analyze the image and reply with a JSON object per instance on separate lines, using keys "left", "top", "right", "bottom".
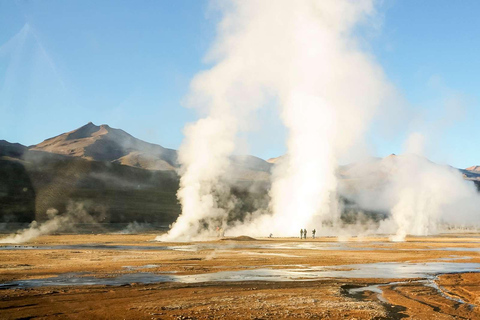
{"left": 122, "top": 264, "right": 162, "bottom": 271}
{"left": 241, "top": 251, "right": 302, "bottom": 258}
{"left": 347, "top": 283, "right": 389, "bottom": 303}
{"left": 0, "top": 242, "right": 400, "bottom": 252}
{"left": 0, "top": 273, "right": 173, "bottom": 289}
{"left": 347, "top": 277, "right": 476, "bottom": 309}
{"left": 2, "top": 261, "right": 480, "bottom": 289}
{"left": 176, "top": 262, "right": 480, "bottom": 282}
{"left": 0, "top": 244, "right": 170, "bottom": 251}
{"left": 440, "top": 247, "right": 480, "bottom": 252}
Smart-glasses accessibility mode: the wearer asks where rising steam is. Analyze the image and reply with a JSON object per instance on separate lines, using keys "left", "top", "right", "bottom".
{"left": 159, "top": 0, "right": 391, "bottom": 241}
{"left": 0, "top": 202, "right": 102, "bottom": 244}
{"left": 388, "top": 134, "right": 480, "bottom": 241}
{"left": 159, "top": 0, "right": 480, "bottom": 242}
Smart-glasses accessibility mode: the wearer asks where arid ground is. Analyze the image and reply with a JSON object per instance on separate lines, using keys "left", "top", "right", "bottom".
{"left": 1, "top": 233, "right": 480, "bottom": 319}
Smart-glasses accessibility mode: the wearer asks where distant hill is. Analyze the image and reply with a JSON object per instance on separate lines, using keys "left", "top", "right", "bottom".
{"left": 32, "top": 122, "right": 178, "bottom": 171}
{"left": 1, "top": 140, "right": 180, "bottom": 223}
{"left": 461, "top": 165, "right": 480, "bottom": 182}
{"left": 31, "top": 122, "right": 273, "bottom": 176}
{"left": 266, "top": 156, "right": 282, "bottom": 164}
{"left": 466, "top": 166, "right": 480, "bottom": 172}
{"left": 0, "top": 124, "right": 273, "bottom": 223}
{"left": 1, "top": 124, "right": 478, "bottom": 224}
{"left": 0, "top": 140, "right": 28, "bottom": 159}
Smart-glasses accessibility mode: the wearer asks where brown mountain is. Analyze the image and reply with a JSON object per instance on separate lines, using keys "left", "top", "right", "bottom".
{"left": 0, "top": 139, "right": 181, "bottom": 224}
{"left": 266, "top": 156, "right": 282, "bottom": 164}
{"left": 2, "top": 124, "right": 478, "bottom": 225}
{"left": 463, "top": 166, "right": 480, "bottom": 182}
{"left": 0, "top": 140, "right": 28, "bottom": 160}
{"left": 0, "top": 124, "right": 273, "bottom": 224}
{"left": 31, "top": 122, "right": 273, "bottom": 175}
{"left": 466, "top": 166, "right": 480, "bottom": 173}
{"left": 32, "top": 122, "right": 178, "bottom": 171}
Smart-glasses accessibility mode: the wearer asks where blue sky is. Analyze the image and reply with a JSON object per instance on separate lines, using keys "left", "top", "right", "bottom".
{"left": 0, "top": 0, "right": 479, "bottom": 168}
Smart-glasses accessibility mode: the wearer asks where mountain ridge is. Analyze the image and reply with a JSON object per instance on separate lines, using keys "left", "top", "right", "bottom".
{"left": 1, "top": 126, "right": 479, "bottom": 224}
{"left": 3, "top": 122, "right": 479, "bottom": 177}
{"left": 32, "top": 122, "right": 179, "bottom": 171}
{"left": 31, "top": 122, "right": 274, "bottom": 176}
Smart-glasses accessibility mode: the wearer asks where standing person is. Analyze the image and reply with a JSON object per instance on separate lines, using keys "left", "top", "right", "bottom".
{"left": 312, "top": 229, "right": 316, "bottom": 239}
{"left": 303, "top": 229, "right": 307, "bottom": 239}
{"left": 300, "top": 229, "right": 303, "bottom": 239}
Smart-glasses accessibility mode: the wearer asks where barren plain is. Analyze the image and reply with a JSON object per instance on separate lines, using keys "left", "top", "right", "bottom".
{"left": 1, "top": 233, "right": 480, "bottom": 319}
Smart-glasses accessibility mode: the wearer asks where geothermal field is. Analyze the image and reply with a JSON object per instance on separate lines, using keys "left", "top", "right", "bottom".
{"left": 1, "top": 232, "right": 480, "bottom": 319}
{"left": 2, "top": 0, "right": 480, "bottom": 319}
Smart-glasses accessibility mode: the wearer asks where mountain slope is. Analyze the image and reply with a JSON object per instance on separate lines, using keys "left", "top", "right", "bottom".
{"left": 0, "top": 140, "right": 181, "bottom": 223}
{"left": 0, "top": 140, "right": 28, "bottom": 160}
{"left": 462, "top": 166, "right": 480, "bottom": 181}
{"left": 466, "top": 166, "right": 480, "bottom": 172}
{"left": 2, "top": 125, "right": 479, "bottom": 224}
{"left": 32, "top": 122, "right": 178, "bottom": 170}
{"left": 31, "top": 122, "right": 274, "bottom": 175}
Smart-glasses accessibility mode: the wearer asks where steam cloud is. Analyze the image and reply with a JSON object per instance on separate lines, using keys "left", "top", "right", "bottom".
{"left": 0, "top": 202, "right": 102, "bottom": 244}
{"left": 159, "top": 0, "right": 480, "bottom": 241}
{"left": 388, "top": 134, "right": 480, "bottom": 241}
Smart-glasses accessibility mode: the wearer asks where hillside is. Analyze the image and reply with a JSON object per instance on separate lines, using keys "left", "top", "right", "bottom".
{"left": 1, "top": 125, "right": 479, "bottom": 224}
{"left": 0, "top": 121, "right": 273, "bottom": 223}
{"left": 466, "top": 166, "right": 480, "bottom": 172}
{"left": 461, "top": 165, "right": 480, "bottom": 182}
{"left": 0, "top": 141, "right": 181, "bottom": 223}
{"left": 32, "top": 122, "right": 178, "bottom": 171}
{"left": 31, "top": 122, "right": 273, "bottom": 177}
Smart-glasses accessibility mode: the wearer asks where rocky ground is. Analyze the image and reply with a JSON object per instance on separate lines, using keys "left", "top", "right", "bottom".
{"left": 1, "top": 233, "right": 480, "bottom": 319}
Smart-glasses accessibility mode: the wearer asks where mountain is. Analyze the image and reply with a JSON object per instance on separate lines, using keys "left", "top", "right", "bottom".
{"left": 0, "top": 140, "right": 180, "bottom": 223}
{"left": 266, "top": 156, "right": 282, "bottom": 164}
{"left": 0, "top": 124, "right": 273, "bottom": 224}
{"left": 462, "top": 166, "right": 480, "bottom": 181}
{"left": 0, "top": 141, "right": 35, "bottom": 222}
{"left": 0, "top": 140, "right": 28, "bottom": 160}
{"left": 1, "top": 124, "right": 478, "bottom": 225}
{"left": 466, "top": 166, "right": 480, "bottom": 172}
{"left": 31, "top": 122, "right": 273, "bottom": 175}
{"left": 32, "top": 122, "right": 178, "bottom": 171}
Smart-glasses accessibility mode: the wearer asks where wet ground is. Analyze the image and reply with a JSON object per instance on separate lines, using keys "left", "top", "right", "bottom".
{"left": 1, "top": 233, "right": 480, "bottom": 319}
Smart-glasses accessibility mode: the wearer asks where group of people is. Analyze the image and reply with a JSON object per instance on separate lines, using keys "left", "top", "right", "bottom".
{"left": 300, "top": 228, "right": 316, "bottom": 239}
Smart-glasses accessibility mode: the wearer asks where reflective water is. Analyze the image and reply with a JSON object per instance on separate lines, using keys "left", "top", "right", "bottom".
{"left": 0, "top": 244, "right": 170, "bottom": 251}
{"left": 348, "top": 278, "right": 476, "bottom": 308}
{"left": 0, "top": 242, "right": 410, "bottom": 252}
{"left": 2, "top": 261, "right": 479, "bottom": 289}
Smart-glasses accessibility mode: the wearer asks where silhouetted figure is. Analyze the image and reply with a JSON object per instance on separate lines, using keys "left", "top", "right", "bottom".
{"left": 312, "top": 229, "right": 316, "bottom": 239}
{"left": 300, "top": 229, "right": 303, "bottom": 239}
{"left": 303, "top": 229, "right": 307, "bottom": 239}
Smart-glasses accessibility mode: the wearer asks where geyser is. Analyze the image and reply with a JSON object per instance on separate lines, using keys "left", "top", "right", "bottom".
{"left": 159, "top": 0, "right": 391, "bottom": 241}
{"left": 159, "top": 0, "right": 480, "bottom": 242}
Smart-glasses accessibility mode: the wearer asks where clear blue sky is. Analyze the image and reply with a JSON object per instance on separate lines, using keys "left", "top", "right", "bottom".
{"left": 0, "top": 0, "right": 479, "bottom": 168}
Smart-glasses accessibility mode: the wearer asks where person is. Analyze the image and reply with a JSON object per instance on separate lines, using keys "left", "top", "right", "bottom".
{"left": 312, "top": 229, "right": 316, "bottom": 239}
{"left": 300, "top": 229, "right": 303, "bottom": 239}
{"left": 303, "top": 229, "right": 307, "bottom": 239}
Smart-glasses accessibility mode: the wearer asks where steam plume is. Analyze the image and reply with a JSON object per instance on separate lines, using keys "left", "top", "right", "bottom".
{"left": 388, "top": 134, "right": 480, "bottom": 241}
{"left": 261, "top": 0, "right": 390, "bottom": 236}
{"left": 0, "top": 202, "right": 102, "bottom": 244}
{"left": 159, "top": 0, "right": 392, "bottom": 241}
